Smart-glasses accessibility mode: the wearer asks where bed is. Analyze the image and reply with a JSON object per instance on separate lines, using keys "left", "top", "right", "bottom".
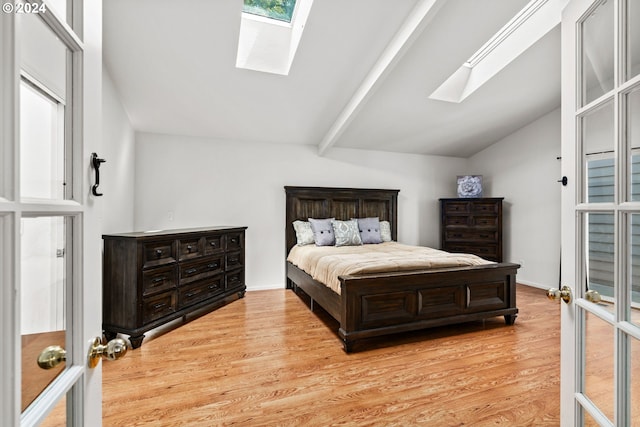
{"left": 285, "top": 186, "right": 519, "bottom": 352}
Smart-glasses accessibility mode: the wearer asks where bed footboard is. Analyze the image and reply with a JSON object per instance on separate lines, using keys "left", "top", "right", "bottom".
{"left": 337, "top": 263, "right": 519, "bottom": 352}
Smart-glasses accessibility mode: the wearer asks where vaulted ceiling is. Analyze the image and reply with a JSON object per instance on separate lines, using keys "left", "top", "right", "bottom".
{"left": 103, "top": 0, "right": 561, "bottom": 158}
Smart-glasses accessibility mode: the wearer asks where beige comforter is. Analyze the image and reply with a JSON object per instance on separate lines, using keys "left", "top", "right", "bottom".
{"left": 287, "top": 242, "right": 493, "bottom": 294}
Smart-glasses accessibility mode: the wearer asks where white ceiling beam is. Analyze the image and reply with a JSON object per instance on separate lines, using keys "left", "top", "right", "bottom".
{"left": 317, "top": 0, "right": 446, "bottom": 156}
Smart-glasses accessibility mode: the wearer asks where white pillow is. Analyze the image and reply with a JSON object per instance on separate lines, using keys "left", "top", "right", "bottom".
{"left": 292, "top": 220, "right": 315, "bottom": 246}
{"left": 380, "top": 220, "right": 392, "bottom": 242}
{"left": 331, "top": 219, "right": 363, "bottom": 247}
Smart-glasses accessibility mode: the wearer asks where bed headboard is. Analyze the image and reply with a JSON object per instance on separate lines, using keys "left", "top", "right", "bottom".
{"left": 285, "top": 186, "right": 399, "bottom": 254}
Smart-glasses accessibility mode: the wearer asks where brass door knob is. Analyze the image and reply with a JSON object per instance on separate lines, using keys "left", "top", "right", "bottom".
{"left": 38, "top": 337, "right": 128, "bottom": 370}
{"left": 37, "top": 346, "right": 66, "bottom": 369}
{"left": 585, "top": 289, "right": 602, "bottom": 304}
{"left": 88, "top": 337, "right": 128, "bottom": 368}
{"left": 547, "top": 285, "right": 573, "bottom": 304}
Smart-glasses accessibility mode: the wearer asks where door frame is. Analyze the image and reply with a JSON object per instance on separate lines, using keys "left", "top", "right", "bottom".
{"left": 0, "top": 1, "right": 104, "bottom": 425}
{"left": 561, "top": 0, "right": 640, "bottom": 425}
{"left": 559, "top": 1, "right": 579, "bottom": 422}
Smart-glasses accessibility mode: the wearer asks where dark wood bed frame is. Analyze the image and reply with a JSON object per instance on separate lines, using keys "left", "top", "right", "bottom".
{"left": 285, "top": 186, "right": 519, "bottom": 352}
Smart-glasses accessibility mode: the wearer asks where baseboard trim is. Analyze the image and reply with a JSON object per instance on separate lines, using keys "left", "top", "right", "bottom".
{"left": 246, "top": 283, "right": 284, "bottom": 291}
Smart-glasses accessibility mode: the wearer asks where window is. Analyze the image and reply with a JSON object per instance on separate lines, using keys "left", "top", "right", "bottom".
{"left": 587, "top": 154, "right": 640, "bottom": 304}
{"left": 236, "top": 0, "right": 312, "bottom": 75}
{"left": 243, "top": 0, "right": 297, "bottom": 23}
{"left": 20, "top": 81, "right": 66, "bottom": 201}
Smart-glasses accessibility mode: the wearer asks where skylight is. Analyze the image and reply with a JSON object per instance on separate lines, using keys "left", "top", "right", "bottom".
{"left": 429, "top": 0, "right": 567, "bottom": 103}
{"left": 236, "top": 0, "right": 313, "bottom": 75}
{"left": 243, "top": 0, "right": 297, "bottom": 24}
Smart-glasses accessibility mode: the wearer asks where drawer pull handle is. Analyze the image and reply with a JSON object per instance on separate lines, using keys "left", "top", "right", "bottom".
{"left": 155, "top": 249, "right": 163, "bottom": 257}
{"left": 208, "top": 285, "right": 218, "bottom": 290}
{"left": 230, "top": 238, "right": 237, "bottom": 243}
{"left": 185, "top": 268, "right": 198, "bottom": 274}
{"left": 185, "top": 292, "right": 196, "bottom": 298}
{"left": 210, "top": 241, "right": 217, "bottom": 247}
{"left": 186, "top": 245, "right": 193, "bottom": 252}
{"left": 207, "top": 263, "right": 218, "bottom": 269}
{"left": 229, "top": 277, "right": 238, "bottom": 283}
{"left": 229, "top": 258, "right": 238, "bottom": 264}
{"left": 153, "top": 303, "right": 166, "bottom": 310}
{"left": 152, "top": 276, "right": 166, "bottom": 283}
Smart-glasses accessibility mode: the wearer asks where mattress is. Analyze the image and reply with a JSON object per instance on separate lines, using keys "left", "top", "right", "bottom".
{"left": 287, "top": 241, "right": 493, "bottom": 294}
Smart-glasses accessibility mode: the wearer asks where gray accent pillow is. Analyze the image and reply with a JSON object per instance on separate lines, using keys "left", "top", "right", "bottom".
{"left": 308, "top": 218, "right": 335, "bottom": 246}
{"left": 292, "top": 220, "right": 315, "bottom": 246}
{"left": 380, "top": 220, "right": 392, "bottom": 242}
{"left": 331, "top": 219, "right": 363, "bottom": 247}
{"left": 357, "top": 217, "right": 382, "bottom": 244}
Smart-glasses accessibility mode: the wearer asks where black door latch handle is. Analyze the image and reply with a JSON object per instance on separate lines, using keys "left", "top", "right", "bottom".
{"left": 91, "top": 153, "right": 106, "bottom": 196}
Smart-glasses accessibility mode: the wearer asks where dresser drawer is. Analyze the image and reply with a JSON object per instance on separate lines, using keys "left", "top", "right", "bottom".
{"left": 443, "top": 201, "right": 470, "bottom": 214}
{"left": 142, "top": 291, "right": 177, "bottom": 324}
{"left": 226, "top": 233, "right": 243, "bottom": 251}
{"left": 142, "top": 265, "right": 177, "bottom": 296}
{"left": 472, "top": 215, "right": 499, "bottom": 228}
{"left": 142, "top": 240, "right": 176, "bottom": 268}
{"left": 179, "top": 255, "right": 224, "bottom": 284}
{"left": 178, "top": 237, "right": 203, "bottom": 261}
{"left": 204, "top": 234, "right": 224, "bottom": 255}
{"left": 470, "top": 201, "right": 500, "bottom": 214}
{"left": 226, "top": 251, "right": 244, "bottom": 270}
{"left": 443, "top": 216, "right": 471, "bottom": 227}
{"left": 445, "top": 243, "right": 498, "bottom": 260}
{"left": 178, "top": 276, "right": 225, "bottom": 308}
{"left": 226, "top": 269, "right": 244, "bottom": 290}
{"left": 444, "top": 230, "right": 497, "bottom": 242}
{"left": 444, "top": 215, "right": 498, "bottom": 229}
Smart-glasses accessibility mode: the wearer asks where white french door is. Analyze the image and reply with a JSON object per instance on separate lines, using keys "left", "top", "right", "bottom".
{"left": 0, "top": 1, "right": 105, "bottom": 425}
{"left": 560, "top": 0, "right": 640, "bottom": 425}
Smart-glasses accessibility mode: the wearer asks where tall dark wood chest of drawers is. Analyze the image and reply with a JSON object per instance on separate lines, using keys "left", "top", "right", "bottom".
{"left": 102, "top": 226, "right": 247, "bottom": 348}
{"left": 440, "top": 198, "right": 503, "bottom": 262}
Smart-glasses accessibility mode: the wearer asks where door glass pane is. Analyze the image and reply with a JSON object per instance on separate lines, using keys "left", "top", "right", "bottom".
{"left": 584, "top": 101, "right": 615, "bottom": 203}
{"left": 21, "top": 217, "right": 68, "bottom": 411}
{"left": 631, "top": 214, "right": 640, "bottom": 326}
{"left": 20, "top": 82, "right": 65, "bottom": 200}
{"left": 628, "top": 0, "right": 640, "bottom": 81}
{"left": 19, "top": 12, "right": 68, "bottom": 102}
{"left": 584, "top": 311, "right": 614, "bottom": 423}
{"left": 587, "top": 213, "right": 616, "bottom": 310}
{"left": 632, "top": 335, "right": 640, "bottom": 425}
{"left": 630, "top": 89, "right": 640, "bottom": 201}
{"left": 47, "top": 0, "right": 68, "bottom": 24}
{"left": 584, "top": 411, "right": 600, "bottom": 427}
{"left": 581, "top": 0, "right": 615, "bottom": 106}
{"left": 40, "top": 395, "right": 66, "bottom": 427}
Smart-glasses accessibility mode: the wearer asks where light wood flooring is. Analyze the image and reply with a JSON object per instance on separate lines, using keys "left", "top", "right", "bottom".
{"left": 100, "top": 284, "right": 561, "bottom": 426}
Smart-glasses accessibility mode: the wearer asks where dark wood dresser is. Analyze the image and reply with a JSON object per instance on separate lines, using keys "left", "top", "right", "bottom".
{"left": 440, "top": 198, "right": 503, "bottom": 262}
{"left": 102, "top": 226, "right": 247, "bottom": 348}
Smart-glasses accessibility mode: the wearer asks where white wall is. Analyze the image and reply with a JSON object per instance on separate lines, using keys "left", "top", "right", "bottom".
{"left": 101, "top": 68, "right": 135, "bottom": 233}
{"left": 134, "top": 132, "right": 467, "bottom": 290}
{"left": 469, "top": 108, "right": 561, "bottom": 289}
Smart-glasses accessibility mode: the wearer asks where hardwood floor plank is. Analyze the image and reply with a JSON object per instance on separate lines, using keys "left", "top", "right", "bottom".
{"left": 99, "top": 284, "right": 560, "bottom": 426}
